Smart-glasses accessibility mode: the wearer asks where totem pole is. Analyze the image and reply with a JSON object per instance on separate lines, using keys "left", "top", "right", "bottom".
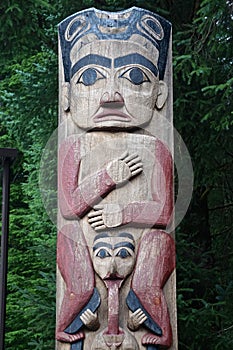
{"left": 57, "top": 7, "right": 177, "bottom": 350}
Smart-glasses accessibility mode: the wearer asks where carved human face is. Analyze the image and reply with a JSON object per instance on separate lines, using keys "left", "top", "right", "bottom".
{"left": 69, "top": 41, "right": 167, "bottom": 129}
{"left": 92, "top": 328, "right": 139, "bottom": 350}
{"left": 92, "top": 233, "right": 136, "bottom": 281}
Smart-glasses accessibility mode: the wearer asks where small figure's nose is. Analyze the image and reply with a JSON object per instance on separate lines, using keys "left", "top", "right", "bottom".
{"left": 100, "top": 92, "right": 124, "bottom": 107}
{"left": 109, "top": 258, "right": 117, "bottom": 275}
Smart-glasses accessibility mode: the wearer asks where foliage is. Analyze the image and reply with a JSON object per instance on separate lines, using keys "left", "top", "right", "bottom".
{"left": 0, "top": 0, "right": 232, "bottom": 349}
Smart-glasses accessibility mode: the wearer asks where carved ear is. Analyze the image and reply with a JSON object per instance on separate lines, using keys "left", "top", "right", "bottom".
{"left": 156, "top": 81, "right": 168, "bottom": 109}
{"left": 62, "top": 82, "right": 70, "bottom": 112}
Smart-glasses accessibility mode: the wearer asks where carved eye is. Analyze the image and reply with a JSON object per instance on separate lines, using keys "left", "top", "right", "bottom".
{"left": 119, "top": 67, "right": 150, "bottom": 85}
{"left": 116, "top": 248, "right": 131, "bottom": 259}
{"left": 96, "top": 249, "right": 111, "bottom": 259}
{"left": 77, "top": 68, "right": 106, "bottom": 86}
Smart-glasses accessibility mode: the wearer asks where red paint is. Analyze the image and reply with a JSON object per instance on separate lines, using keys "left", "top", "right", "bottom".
{"left": 59, "top": 139, "right": 116, "bottom": 219}
{"left": 122, "top": 139, "right": 173, "bottom": 227}
{"left": 56, "top": 224, "right": 94, "bottom": 341}
{"left": 59, "top": 137, "right": 173, "bottom": 228}
{"left": 131, "top": 230, "right": 175, "bottom": 348}
{"left": 104, "top": 279, "right": 123, "bottom": 336}
{"left": 57, "top": 136, "right": 174, "bottom": 344}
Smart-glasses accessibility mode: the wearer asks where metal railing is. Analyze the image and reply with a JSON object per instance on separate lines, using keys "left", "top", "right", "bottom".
{"left": 0, "top": 148, "right": 17, "bottom": 349}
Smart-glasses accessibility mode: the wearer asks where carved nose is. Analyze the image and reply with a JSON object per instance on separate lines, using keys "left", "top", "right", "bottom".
{"left": 100, "top": 92, "right": 124, "bottom": 106}
{"left": 109, "top": 258, "right": 117, "bottom": 275}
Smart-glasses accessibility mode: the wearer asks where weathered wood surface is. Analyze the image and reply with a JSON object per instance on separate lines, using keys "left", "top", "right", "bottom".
{"left": 57, "top": 7, "right": 177, "bottom": 350}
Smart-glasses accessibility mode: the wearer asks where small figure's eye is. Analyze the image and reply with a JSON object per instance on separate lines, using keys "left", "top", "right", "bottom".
{"left": 119, "top": 67, "right": 150, "bottom": 85}
{"left": 77, "top": 68, "right": 106, "bottom": 86}
{"left": 96, "top": 249, "right": 111, "bottom": 259}
{"left": 116, "top": 248, "right": 131, "bottom": 259}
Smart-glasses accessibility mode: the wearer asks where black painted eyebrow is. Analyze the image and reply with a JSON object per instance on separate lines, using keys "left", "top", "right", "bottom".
{"left": 114, "top": 53, "right": 158, "bottom": 77}
{"left": 118, "top": 232, "right": 134, "bottom": 241}
{"left": 71, "top": 54, "right": 111, "bottom": 79}
{"left": 94, "top": 233, "right": 110, "bottom": 242}
{"left": 93, "top": 242, "right": 112, "bottom": 252}
{"left": 114, "top": 242, "right": 135, "bottom": 252}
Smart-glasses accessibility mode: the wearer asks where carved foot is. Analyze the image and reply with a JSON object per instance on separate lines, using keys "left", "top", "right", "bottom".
{"left": 142, "top": 333, "right": 160, "bottom": 345}
{"left": 142, "top": 333, "right": 170, "bottom": 349}
{"left": 56, "top": 331, "right": 84, "bottom": 343}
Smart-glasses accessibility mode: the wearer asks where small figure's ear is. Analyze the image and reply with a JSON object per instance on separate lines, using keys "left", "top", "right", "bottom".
{"left": 62, "top": 82, "right": 70, "bottom": 112}
{"left": 155, "top": 81, "right": 168, "bottom": 109}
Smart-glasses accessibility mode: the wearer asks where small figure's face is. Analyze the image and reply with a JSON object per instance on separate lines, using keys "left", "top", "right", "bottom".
{"left": 69, "top": 41, "right": 167, "bottom": 129}
{"left": 92, "top": 233, "right": 136, "bottom": 281}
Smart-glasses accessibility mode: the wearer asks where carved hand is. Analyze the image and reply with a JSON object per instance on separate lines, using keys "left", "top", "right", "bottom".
{"left": 88, "top": 204, "right": 123, "bottom": 231}
{"left": 80, "top": 309, "right": 99, "bottom": 331}
{"left": 127, "top": 309, "right": 147, "bottom": 331}
{"left": 106, "top": 151, "right": 143, "bottom": 185}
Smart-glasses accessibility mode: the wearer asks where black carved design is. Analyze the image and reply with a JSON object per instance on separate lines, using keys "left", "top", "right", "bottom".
{"left": 77, "top": 68, "right": 106, "bottom": 86}
{"left": 126, "top": 289, "right": 162, "bottom": 336}
{"left": 71, "top": 340, "right": 83, "bottom": 350}
{"left": 115, "top": 53, "right": 158, "bottom": 77}
{"left": 64, "top": 288, "right": 101, "bottom": 334}
{"left": 120, "top": 67, "right": 150, "bottom": 85}
{"left": 59, "top": 7, "right": 171, "bottom": 82}
{"left": 71, "top": 54, "right": 111, "bottom": 79}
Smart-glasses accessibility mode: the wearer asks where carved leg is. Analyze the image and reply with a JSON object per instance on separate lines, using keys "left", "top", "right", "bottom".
{"left": 130, "top": 230, "right": 176, "bottom": 349}
{"left": 56, "top": 225, "right": 95, "bottom": 342}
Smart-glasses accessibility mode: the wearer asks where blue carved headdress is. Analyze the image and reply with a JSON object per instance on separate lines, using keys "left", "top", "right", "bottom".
{"left": 59, "top": 7, "right": 171, "bottom": 82}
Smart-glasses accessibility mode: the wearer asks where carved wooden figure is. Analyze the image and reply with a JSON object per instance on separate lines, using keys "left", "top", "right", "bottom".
{"left": 57, "top": 7, "right": 176, "bottom": 350}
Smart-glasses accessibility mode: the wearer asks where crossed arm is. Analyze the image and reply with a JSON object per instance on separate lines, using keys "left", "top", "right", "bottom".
{"left": 59, "top": 137, "right": 173, "bottom": 228}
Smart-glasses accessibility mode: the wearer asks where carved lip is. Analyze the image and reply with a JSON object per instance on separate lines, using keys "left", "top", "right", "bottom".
{"left": 93, "top": 109, "right": 132, "bottom": 122}
{"left": 103, "top": 273, "right": 124, "bottom": 280}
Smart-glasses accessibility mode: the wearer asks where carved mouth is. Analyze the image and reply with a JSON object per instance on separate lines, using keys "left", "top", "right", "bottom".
{"left": 93, "top": 109, "right": 132, "bottom": 122}
{"left": 103, "top": 273, "right": 124, "bottom": 281}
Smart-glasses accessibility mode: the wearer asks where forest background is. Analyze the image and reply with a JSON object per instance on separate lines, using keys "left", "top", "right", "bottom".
{"left": 0, "top": 0, "right": 232, "bottom": 349}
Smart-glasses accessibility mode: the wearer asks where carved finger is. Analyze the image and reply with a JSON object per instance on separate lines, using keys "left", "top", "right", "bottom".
{"left": 138, "top": 314, "right": 147, "bottom": 323}
{"left": 88, "top": 210, "right": 103, "bottom": 218}
{"left": 90, "top": 222, "right": 107, "bottom": 231}
{"left": 128, "top": 157, "right": 141, "bottom": 166}
{"left": 133, "top": 309, "right": 143, "bottom": 316}
{"left": 85, "top": 309, "right": 93, "bottom": 315}
{"left": 90, "top": 220, "right": 105, "bottom": 228}
{"left": 88, "top": 215, "right": 103, "bottom": 223}
{"left": 123, "top": 153, "right": 139, "bottom": 163}
{"left": 119, "top": 151, "right": 129, "bottom": 160}
{"left": 131, "top": 168, "right": 143, "bottom": 176}
{"left": 130, "top": 162, "right": 143, "bottom": 171}
{"left": 80, "top": 314, "right": 88, "bottom": 324}
{"left": 94, "top": 224, "right": 107, "bottom": 231}
{"left": 93, "top": 204, "right": 104, "bottom": 210}
{"left": 135, "top": 309, "right": 144, "bottom": 317}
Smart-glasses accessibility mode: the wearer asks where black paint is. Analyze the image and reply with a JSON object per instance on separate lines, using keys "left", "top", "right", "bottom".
{"left": 93, "top": 242, "right": 112, "bottom": 252}
{"left": 71, "top": 340, "right": 83, "bottom": 350}
{"left": 71, "top": 54, "right": 111, "bottom": 79}
{"left": 126, "top": 289, "right": 162, "bottom": 336}
{"left": 129, "top": 67, "right": 145, "bottom": 85}
{"left": 114, "top": 242, "right": 135, "bottom": 252}
{"left": 115, "top": 54, "right": 158, "bottom": 77}
{"left": 59, "top": 7, "right": 171, "bottom": 82}
{"left": 65, "top": 288, "right": 101, "bottom": 334}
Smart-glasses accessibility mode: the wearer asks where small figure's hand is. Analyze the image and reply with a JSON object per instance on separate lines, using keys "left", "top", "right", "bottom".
{"left": 80, "top": 309, "right": 99, "bottom": 331}
{"left": 88, "top": 204, "right": 123, "bottom": 231}
{"left": 106, "top": 151, "right": 143, "bottom": 184}
{"left": 128, "top": 308, "right": 147, "bottom": 331}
